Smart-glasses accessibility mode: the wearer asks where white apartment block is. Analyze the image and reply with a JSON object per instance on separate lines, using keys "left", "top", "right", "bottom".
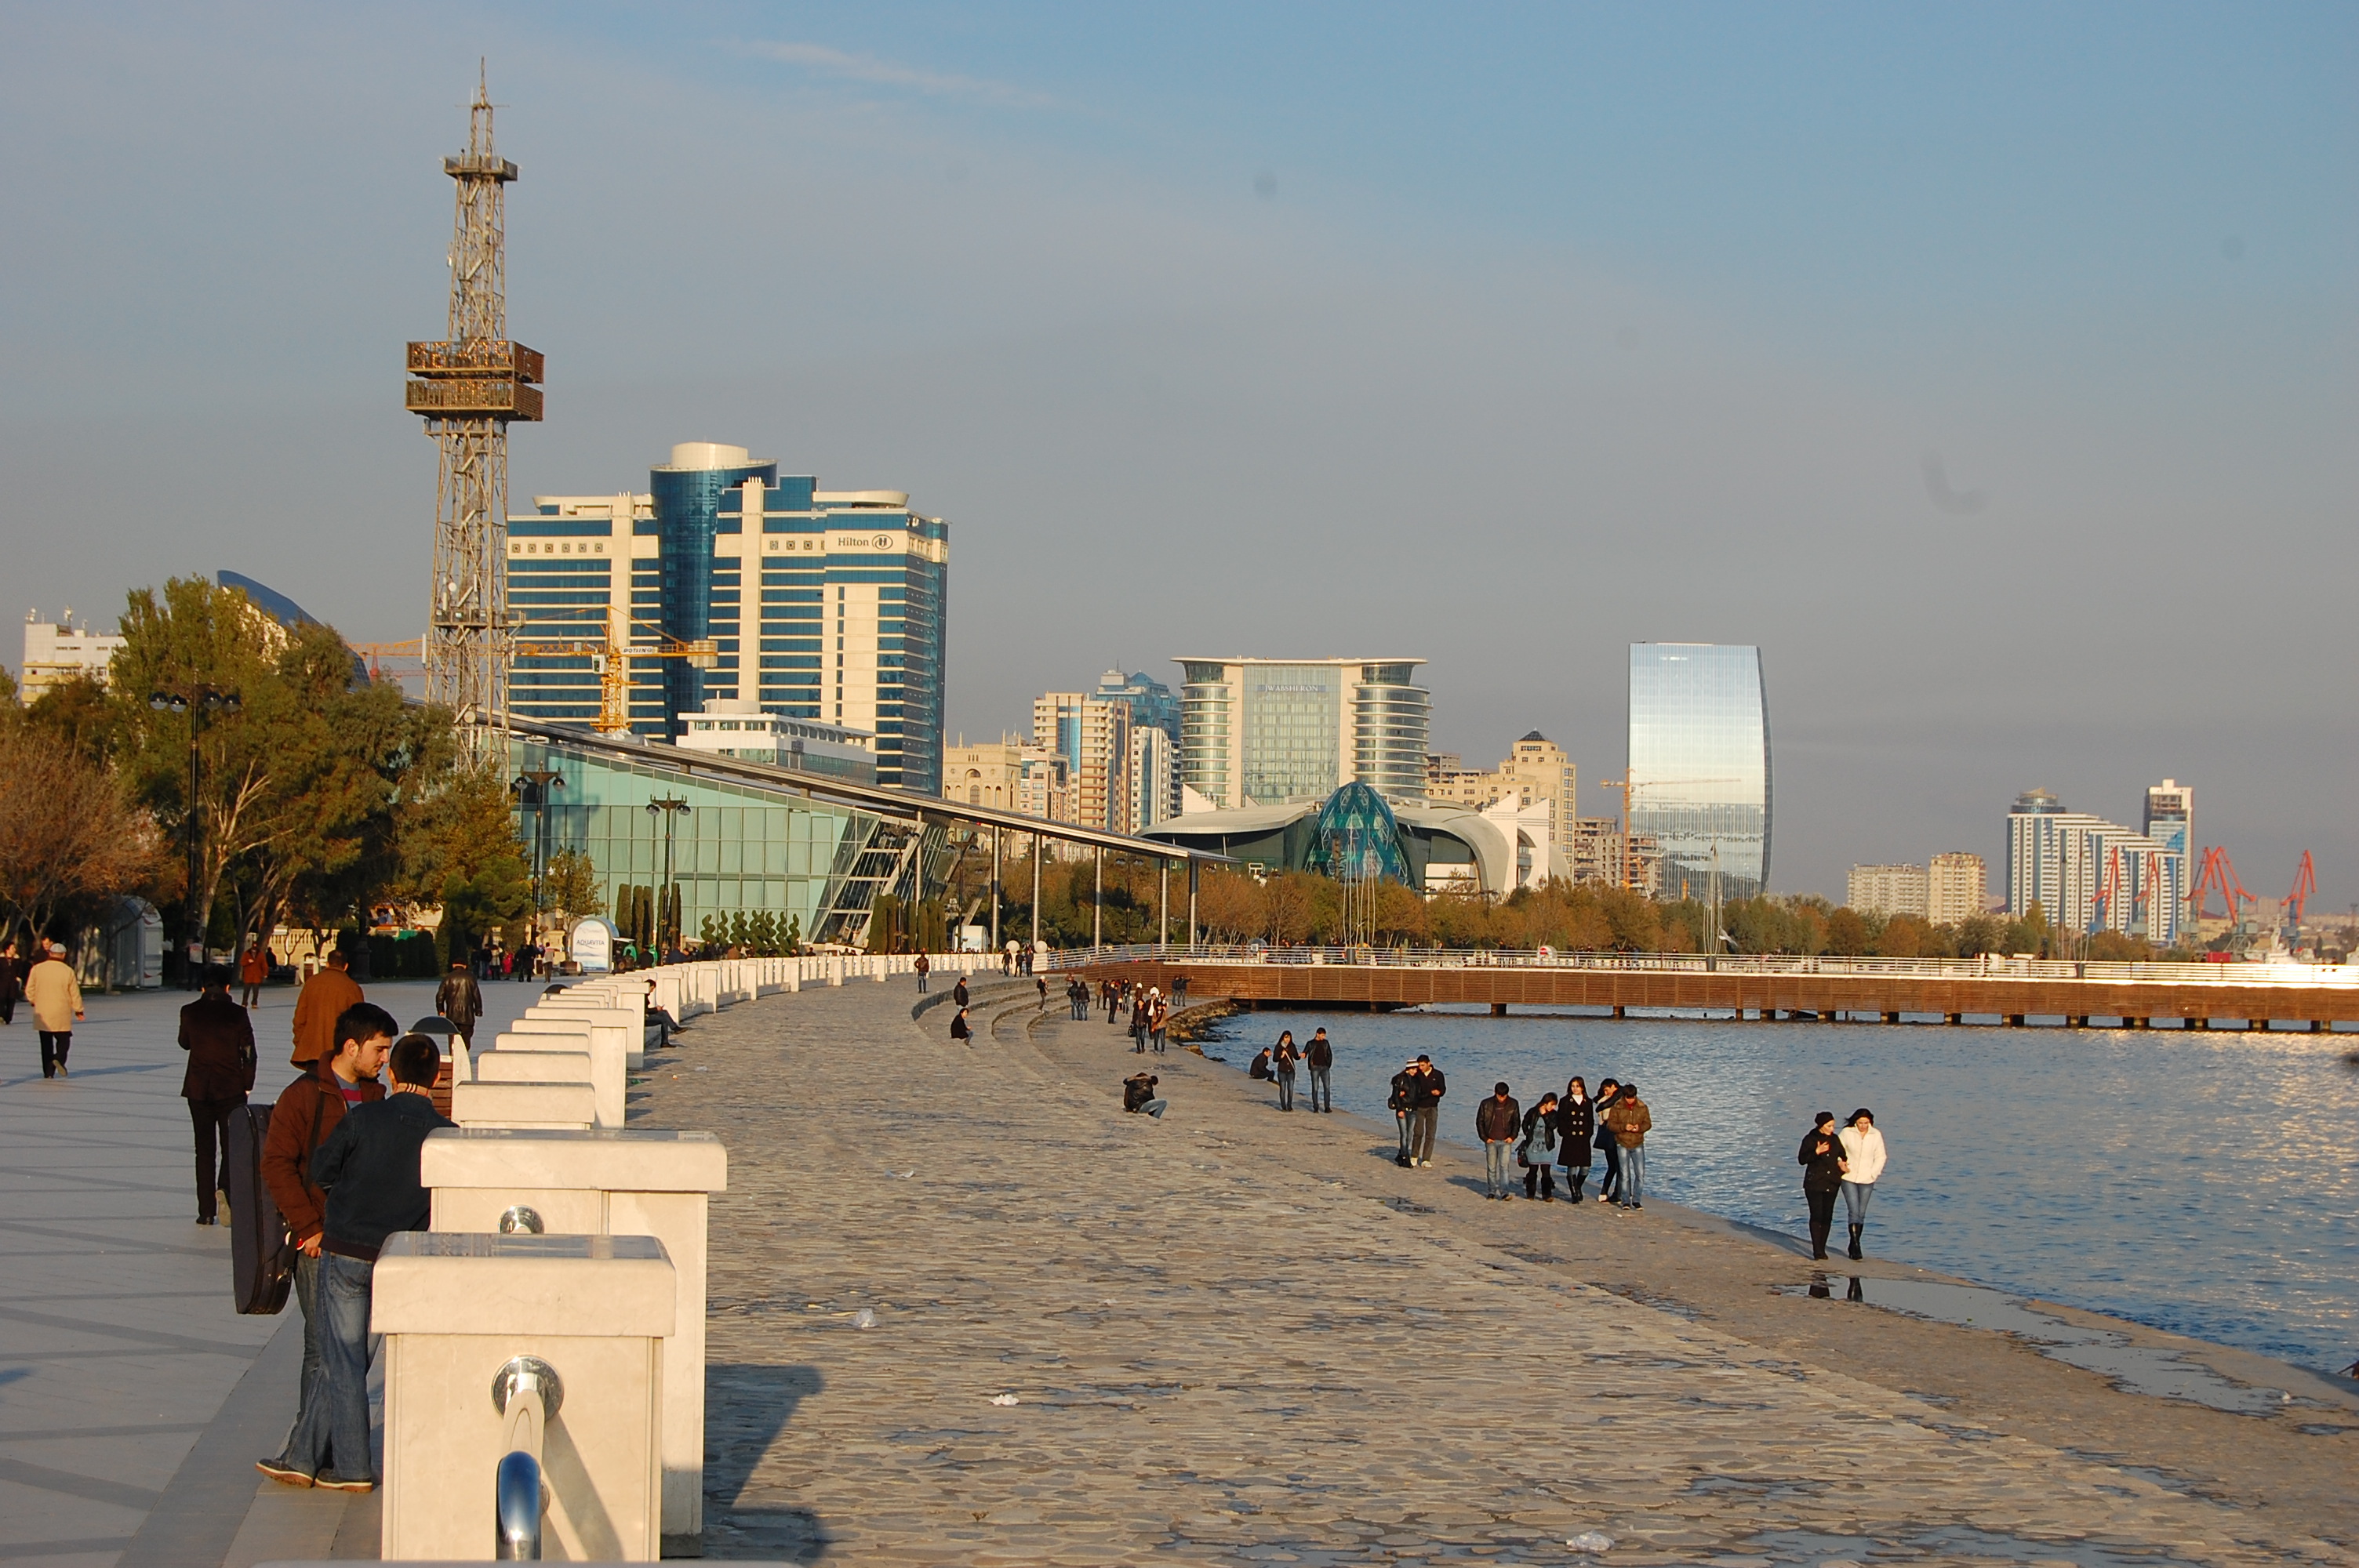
{"left": 1033, "top": 692, "right": 1132, "bottom": 833}
{"left": 19, "top": 611, "right": 125, "bottom": 700}
{"left": 1848, "top": 862, "right": 1930, "bottom": 919}
{"left": 1927, "top": 851, "right": 1988, "bottom": 924}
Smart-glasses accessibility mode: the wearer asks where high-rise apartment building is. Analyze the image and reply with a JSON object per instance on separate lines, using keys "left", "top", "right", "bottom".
{"left": 1129, "top": 725, "right": 1176, "bottom": 833}
{"left": 2143, "top": 780, "right": 2194, "bottom": 858}
{"left": 507, "top": 441, "right": 948, "bottom": 792}
{"left": 1426, "top": 732, "right": 1578, "bottom": 878}
{"left": 1927, "top": 852, "right": 1988, "bottom": 924}
{"left": 1848, "top": 863, "right": 1930, "bottom": 919}
{"left": 1033, "top": 691, "right": 1133, "bottom": 833}
{"left": 1095, "top": 669, "right": 1182, "bottom": 822}
{"left": 18, "top": 610, "right": 125, "bottom": 699}
{"left": 2007, "top": 789, "right": 2185, "bottom": 945}
{"left": 1176, "top": 658, "right": 1430, "bottom": 810}
{"left": 1627, "top": 644, "right": 1772, "bottom": 899}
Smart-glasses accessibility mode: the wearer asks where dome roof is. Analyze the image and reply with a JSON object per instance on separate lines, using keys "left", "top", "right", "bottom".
{"left": 1311, "top": 782, "right": 1409, "bottom": 884}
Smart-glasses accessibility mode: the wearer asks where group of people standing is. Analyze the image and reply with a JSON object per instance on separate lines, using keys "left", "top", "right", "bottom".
{"left": 1474, "top": 1076, "right": 1652, "bottom": 1207}
{"left": 1247, "top": 1028, "right": 1335, "bottom": 1112}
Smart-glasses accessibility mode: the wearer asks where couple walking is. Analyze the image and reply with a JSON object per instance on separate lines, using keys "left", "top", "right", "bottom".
{"left": 1249, "top": 1028, "right": 1332, "bottom": 1112}
{"left": 1797, "top": 1109, "right": 1888, "bottom": 1260}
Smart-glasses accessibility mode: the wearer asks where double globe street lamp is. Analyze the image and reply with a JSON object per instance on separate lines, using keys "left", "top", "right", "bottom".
{"left": 149, "top": 684, "right": 242, "bottom": 989}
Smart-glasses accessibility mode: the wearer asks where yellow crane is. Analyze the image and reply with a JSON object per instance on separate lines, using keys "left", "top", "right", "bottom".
{"left": 349, "top": 614, "right": 718, "bottom": 734}
{"left": 1594, "top": 774, "right": 1739, "bottom": 893}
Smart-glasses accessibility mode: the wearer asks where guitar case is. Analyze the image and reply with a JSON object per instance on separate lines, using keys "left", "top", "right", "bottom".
{"left": 224, "top": 1104, "right": 293, "bottom": 1315}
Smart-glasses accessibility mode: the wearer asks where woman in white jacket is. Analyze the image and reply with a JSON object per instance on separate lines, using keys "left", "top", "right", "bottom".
{"left": 1837, "top": 1109, "right": 1888, "bottom": 1260}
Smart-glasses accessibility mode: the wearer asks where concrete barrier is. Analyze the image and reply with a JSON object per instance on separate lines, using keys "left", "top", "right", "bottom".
{"left": 452, "top": 1080, "right": 596, "bottom": 1131}
{"left": 504, "top": 1018, "right": 623, "bottom": 1127}
{"left": 473, "top": 1048, "right": 593, "bottom": 1086}
{"left": 373, "top": 1231, "right": 673, "bottom": 1562}
{"left": 423, "top": 1128, "right": 729, "bottom": 1553}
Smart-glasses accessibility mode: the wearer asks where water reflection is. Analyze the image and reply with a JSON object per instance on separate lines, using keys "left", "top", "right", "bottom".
{"left": 1208, "top": 1007, "right": 2359, "bottom": 1370}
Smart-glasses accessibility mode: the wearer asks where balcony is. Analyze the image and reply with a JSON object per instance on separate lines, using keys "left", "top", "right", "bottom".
{"left": 405, "top": 377, "right": 545, "bottom": 421}
{"left": 407, "top": 340, "right": 544, "bottom": 383}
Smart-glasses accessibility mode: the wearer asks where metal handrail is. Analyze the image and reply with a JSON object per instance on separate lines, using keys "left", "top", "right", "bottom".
{"left": 492, "top": 1356, "right": 562, "bottom": 1559}
{"left": 1036, "top": 943, "right": 2359, "bottom": 989}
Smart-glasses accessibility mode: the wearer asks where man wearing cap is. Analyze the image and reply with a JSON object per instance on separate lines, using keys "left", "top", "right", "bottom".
{"left": 1387, "top": 1058, "right": 1419, "bottom": 1166}
{"left": 25, "top": 942, "right": 84, "bottom": 1080}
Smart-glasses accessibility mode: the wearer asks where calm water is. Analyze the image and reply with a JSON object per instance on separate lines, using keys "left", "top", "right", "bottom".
{"left": 1205, "top": 1007, "right": 2359, "bottom": 1373}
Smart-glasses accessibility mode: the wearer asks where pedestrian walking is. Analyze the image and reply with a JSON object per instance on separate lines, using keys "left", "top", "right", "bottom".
{"left": 1798, "top": 1111, "right": 1848, "bottom": 1260}
{"left": 1149, "top": 990, "right": 1168, "bottom": 1053}
{"left": 1387, "top": 1059, "right": 1417, "bottom": 1165}
{"left": 25, "top": 941, "right": 83, "bottom": 1080}
{"left": 1556, "top": 1076, "right": 1596, "bottom": 1203}
{"left": 1477, "top": 1082, "right": 1521, "bottom": 1198}
{"left": 268, "top": 1032, "right": 452, "bottom": 1493}
{"left": 433, "top": 960, "right": 484, "bottom": 1046}
{"left": 1405, "top": 1054, "right": 1447, "bottom": 1167}
{"left": 1272, "top": 1030, "right": 1301, "bottom": 1111}
{"left": 1304, "top": 1027, "right": 1333, "bottom": 1112}
{"left": 238, "top": 936, "right": 271, "bottom": 1009}
{"left": 1602, "top": 1080, "right": 1652, "bottom": 1208}
{"left": 915, "top": 953, "right": 931, "bottom": 993}
{"left": 178, "top": 966, "right": 256, "bottom": 1225}
{"left": 950, "top": 1005, "right": 972, "bottom": 1043}
{"left": 1519, "top": 1091, "right": 1560, "bottom": 1200}
{"left": 0, "top": 937, "right": 23, "bottom": 1025}
{"left": 256, "top": 1002, "right": 393, "bottom": 1490}
{"left": 1837, "top": 1109, "right": 1887, "bottom": 1259}
{"left": 1592, "top": 1077, "right": 1624, "bottom": 1202}
{"left": 289, "top": 948, "right": 363, "bottom": 1069}
{"left": 1037, "top": 975, "right": 1049, "bottom": 1012}
{"left": 511, "top": 939, "right": 540, "bottom": 982}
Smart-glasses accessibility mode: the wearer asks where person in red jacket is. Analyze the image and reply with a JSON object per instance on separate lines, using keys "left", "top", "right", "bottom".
{"left": 256, "top": 1002, "right": 393, "bottom": 1489}
{"left": 178, "top": 967, "right": 256, "bottom": 1225}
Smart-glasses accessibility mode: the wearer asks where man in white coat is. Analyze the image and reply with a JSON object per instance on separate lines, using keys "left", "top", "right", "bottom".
{"left": 26, "top": 942, "right": 85, "bottom": 1080}
{"left": 1837, "top": 1109, "right": 1888, "bottom": 1260}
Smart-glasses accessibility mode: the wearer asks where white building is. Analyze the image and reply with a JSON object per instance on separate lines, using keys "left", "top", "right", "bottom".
{"left": 1176, "top": 657, "right": 1430, "bottom": 810}
{"left": 674, "top": 699, "right": 877, "bottom": 784}
{"left": 1848, "top": 863, "right": 1930, "bottom": 920}
{"left": 1129, "top": 725, "right": 1175, "bottom": 833}
{"left": 2008, "top": 789, "right": 2186, "bottom": 945}
{"left": 20, "top": 610, "right": 125, "bottom": 700}
{"left": 1926, "top": 851, "right": 1987, "bottom": 925}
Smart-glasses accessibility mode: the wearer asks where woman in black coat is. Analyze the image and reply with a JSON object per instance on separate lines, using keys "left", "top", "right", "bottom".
{"left": 1555, "top": 1076, "right": 1597, "bottom": 1203}
{"left": 1797, "top": 1111, "right": 1849, "bottom": 1260}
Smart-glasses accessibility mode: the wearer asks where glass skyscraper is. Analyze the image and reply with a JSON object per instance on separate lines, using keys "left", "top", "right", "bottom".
{"left": 506, "top": 441, "right": 948, "bottom": 793}
{"left": 1176, "top": 658, "right": 1430, "bottom": 809}
{"left": 1626, "top": 643, "right": 1772, "bottom": 900}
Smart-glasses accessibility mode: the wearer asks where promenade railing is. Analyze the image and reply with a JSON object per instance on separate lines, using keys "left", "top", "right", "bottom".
{"left": 1036, "top": 944, "right": 2359, "bottom": 990}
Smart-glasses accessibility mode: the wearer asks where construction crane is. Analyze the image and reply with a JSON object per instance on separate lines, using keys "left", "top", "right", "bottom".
{"left": 509, "top": 608, "right": 718, "bottom": 734}
{"left": 2089, "top": 842, "right": 2125, "bottom": 934}
{"left": 1594, "top": 774, "right": 1739, "bottom": 894}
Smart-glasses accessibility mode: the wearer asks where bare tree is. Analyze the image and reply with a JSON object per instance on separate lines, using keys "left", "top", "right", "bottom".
{"left": 0, "top": 729, "right": 162, "bottom": 943}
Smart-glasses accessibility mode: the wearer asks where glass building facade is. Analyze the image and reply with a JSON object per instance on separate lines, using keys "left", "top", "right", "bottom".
{"left": 1626, "top": 643, "right": 1772, "bottom": 901}
{"left": 1177, "top": 657, "right": 1430, "bottom": 809}
{"left": 507, "top": 441, "right": 948, "bottom": 793}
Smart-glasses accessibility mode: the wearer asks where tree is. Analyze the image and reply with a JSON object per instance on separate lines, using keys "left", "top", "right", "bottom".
{"left": 0, "top": 725, "right": 163, "bottom": 945}
{"left": 543, "top": 848, "right": 604, "bottom": 920}
{"left": 1877, "top": 913, "right": 1933, "bottom": 958}
{"left": 1825, "top": 906, "right": 1870, "bottom": 956}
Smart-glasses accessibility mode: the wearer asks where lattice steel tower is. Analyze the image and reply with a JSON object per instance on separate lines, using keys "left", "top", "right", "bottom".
{"left": 405, "top": 67, "right": 542, "bottom": 752}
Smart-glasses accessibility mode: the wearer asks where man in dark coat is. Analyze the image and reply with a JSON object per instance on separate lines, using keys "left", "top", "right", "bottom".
{"left": 1404, "top": 1054, "right": 1448, "bottom": 1167}
{"left": 1476, "top": 1082, "right": 1521, "bottom": 1198}
{"left": 433, "top": 960, "right": 484, "bottom": 1044}
{"left": 178, "top": 966, "right": 256, "bottom": 1225}
{"left": 0, "top": 937, "right": 24, "bottom": 1025}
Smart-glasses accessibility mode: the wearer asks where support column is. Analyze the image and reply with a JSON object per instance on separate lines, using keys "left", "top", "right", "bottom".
{"left": 1160, "top": 860, "right": 1170, "bottom": 952}
{"left": 1882, "top": 1011, "right": 1901, "bottom": 1025}
{"left": 1093, "top": 845, "right": 1103, "bottom": 953}
{"left": 1490, "top": 1003, "right": 1507, "bottom": 1018}
{"left": 1944, "top": 1012, "right": 1963, "bottom": 1026}
{"left": 990, "top": 825, "right": 1001, "bottom": 956}
{"left": 1187, "top": 858, "right": 1198, "bottom": 949}
{"left": 1030, "top": 832, "right": 1041, "bottom": 954}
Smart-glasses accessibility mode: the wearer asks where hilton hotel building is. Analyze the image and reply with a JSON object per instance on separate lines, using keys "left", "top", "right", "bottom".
{"left": 507, "top": 441, "right": 948, "bottom": 793}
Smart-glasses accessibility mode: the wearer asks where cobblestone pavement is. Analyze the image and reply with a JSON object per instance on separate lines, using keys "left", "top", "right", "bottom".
{"left": 638, "top": 982, "right": 2355, "bottom": 1568}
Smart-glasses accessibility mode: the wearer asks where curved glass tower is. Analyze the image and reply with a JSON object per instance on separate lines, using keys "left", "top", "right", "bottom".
{"left": 1627, "top": 643, "right": 1772, "bottom": 900}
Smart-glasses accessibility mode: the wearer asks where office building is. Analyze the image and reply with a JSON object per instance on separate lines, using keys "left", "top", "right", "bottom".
{"left": 2143, "top": 780, "right": 2194, "bottom": 858}
{"left": 1848, "top": 863, "right": 1929, "bottom": 920}
{"left": 1096, "top": 669, "right": 1182, "bottom": 822}
{"left": 675, "top": 699, "right": 876, "bottom": 784}
{"left": 1129, "top": 724, "right": 1176, "bottom": 833}
{"left": 2008, "top": 789, "right": 2185, "bottom": 945}
{"left": 1033, "top": 691, "right": 1133, "bottom": 833}
{"left": 1427, "top": 732, "right": 1578, "bottom": 879}
{"left": 506, "top": 441, "right": 948, "bottom": 792}
{"left": 18, "top": 610, "right": 125, "bottom": 699}
{"left": 1627, "top": 644, "right": 1772, "bottom": 900}
{"left": 1176, "top": 657, "right": 1430, "bottom": 811}
{"left": 1927, "top": 852, "right": 1988, "bottom": 924}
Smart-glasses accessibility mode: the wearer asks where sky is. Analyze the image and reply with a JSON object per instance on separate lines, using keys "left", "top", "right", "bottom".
{"left": 2, "top": 2, "right": 2354, "bottom": 906}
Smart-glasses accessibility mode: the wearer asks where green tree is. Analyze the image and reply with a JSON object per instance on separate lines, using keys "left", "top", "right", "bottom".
{"left": 1825, "top": 906, "right": 1871, "bottom": 956}
{"left": 543, "top": 848, "right": 604, "bottom": 920}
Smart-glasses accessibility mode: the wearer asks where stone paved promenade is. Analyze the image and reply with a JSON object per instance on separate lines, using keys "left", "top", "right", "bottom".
{"left": 655, "top": 979, "right": 2357, "bottom": 1568}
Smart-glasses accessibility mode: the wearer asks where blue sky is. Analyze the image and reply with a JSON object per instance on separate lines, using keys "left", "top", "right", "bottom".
{"left": 3, "top": 2, "right": 2353, "bottom": 905}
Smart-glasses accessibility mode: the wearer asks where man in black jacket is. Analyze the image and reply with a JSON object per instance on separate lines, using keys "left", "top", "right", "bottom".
{"left": 177, "top": 966, "right": 256, "bottom": 1225}
{"left": 265, "top": 1033, "right": 451, "bottom": 1492}
{"left": 1304, "top": 1028, "right": 1333, "bottom": 1113}
{"left": 1476, "top": 1082, "right": 1521, "bottom": 1198}
{"left": 1404, "top": 1054, "right": 1447, "bottom": 1167}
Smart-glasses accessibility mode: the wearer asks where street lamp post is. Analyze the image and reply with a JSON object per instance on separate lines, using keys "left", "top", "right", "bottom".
{"left": 511, "top": 768, "right": 563, "bottom": 949}
{"left": 149, "top": 684, "right": 241, "bottom": 989}
{"left": 645, "top": 796, "right": 689, "bottom": 957}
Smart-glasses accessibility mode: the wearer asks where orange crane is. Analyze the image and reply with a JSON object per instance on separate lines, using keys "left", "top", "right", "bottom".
{"left": 2187, "top": 846, "right": 2255, "bottom": 925}
{"left": 2282, "top": 851, "right": 2317, "bottom": 940}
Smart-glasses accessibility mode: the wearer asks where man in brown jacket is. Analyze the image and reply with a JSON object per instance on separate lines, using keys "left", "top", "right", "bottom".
{"left": 179, "top": 966, "right": 256, "bottom": 1224}
{"left": 258, "top": 1001, "right": 394, "bottom": 1483}
{"left": 289, "top": 948, "right": 363, "bottom": 1068}
{"left": 1602, "top": 1080, "right": 1652, "bottom": 1210}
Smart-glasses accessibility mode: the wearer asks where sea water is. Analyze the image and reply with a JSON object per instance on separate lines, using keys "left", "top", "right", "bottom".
{"left": 1208, "top": 1007, "right": 2359, "bottom": 1373}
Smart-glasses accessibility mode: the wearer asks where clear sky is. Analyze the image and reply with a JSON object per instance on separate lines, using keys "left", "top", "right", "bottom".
{"left": 3, "top": 2, "right": 2353, "bottom": 906}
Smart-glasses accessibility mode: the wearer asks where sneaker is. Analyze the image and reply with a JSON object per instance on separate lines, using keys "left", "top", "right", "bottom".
{"left": 256, "top": 1457, "right": 314, "bottom": 1488}
{"left": 313, "top": 1472, "right": 375, "bottom": 1493}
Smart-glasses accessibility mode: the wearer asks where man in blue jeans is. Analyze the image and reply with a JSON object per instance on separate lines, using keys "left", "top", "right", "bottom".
{"left": 268, "top": 1033, "right": 452, "bottom": 1491}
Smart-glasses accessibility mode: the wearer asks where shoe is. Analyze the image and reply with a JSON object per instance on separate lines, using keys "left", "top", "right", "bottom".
{"left": 256, "top": 1457, "right": 314, "bottom": 1488}
{"left": 313, "top": 1472, "right": 375, "bottom": 1493}
{"left": 1848, "top": 1225, "right": 1864, "bottom": 1260}
{"left": 1542, "top": 1194, "right": 1554, "bottom": 1203}
{"left": 196, "top": 1215, "right": 217, "bottom": 1226}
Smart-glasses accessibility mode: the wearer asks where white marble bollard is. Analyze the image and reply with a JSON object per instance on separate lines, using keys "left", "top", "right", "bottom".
{"left": 473, "top": 1048, "right": 593, "bottom": 1086}
{"left": 423, "top": 1128, "right": 728, "bottom": 1554}
{"left": 452, "top": 1080, "right": 596, "bottom": 1131}
{"left": 504, "top": 1019, "right": 623, "bottom": 1127}
{"left": 373, "top": 1231, "right": 673, "bottom": 1562}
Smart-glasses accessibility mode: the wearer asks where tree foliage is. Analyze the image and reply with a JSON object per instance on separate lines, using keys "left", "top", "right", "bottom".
{"left": 0, "top": 724, "right": 165, "bottom": 944}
